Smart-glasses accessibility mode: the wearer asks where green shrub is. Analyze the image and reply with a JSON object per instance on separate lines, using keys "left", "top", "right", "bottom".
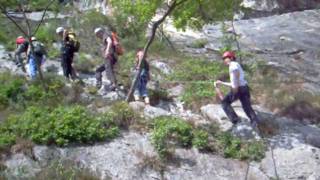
{"left": 192, "top": 130, "right": 209, "bottom": 150}
{"left": 168, "top": 58, "right": 228, "bottom": 108}
{"left": 151, "top": 116, "right": 193, "bottom": 159}
{"left": 0, "top": 72, "right": 66, "bottom": 109}
{"left": 149, "top": 89, "right": 170, "bottom": 105}
{"left": 109, "top": 101, "right": 135, "bottom": 129}
{"left": 36, "top": 160, "right": 102, "bottom": 180}
{"left": 74, "top": 53, "right": 98, "bottom": 73}
{"left": 116, "top": 51, "right": 136, "bottom": 88}
{"left": 0, "top": 132, "right": 16, "bottom": 150}
{"left": 36, "top": 23, "right": 57, "bottom": 45}
{"left": 1, "top": 105, "right": 119, "bottom": 146}
{"left": 189, "top": 38, "right": 208, "bottom": 48}
{"left": 215, "top": 132, "right": 266, "bottom": 161}
{"left": 0, "top": 72, "right": 26, "bottom": 109}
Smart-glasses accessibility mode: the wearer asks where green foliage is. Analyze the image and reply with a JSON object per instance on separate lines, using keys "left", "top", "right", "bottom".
{"left": 192, "top": 130, "right": 209, "bottom": 150}
{"left": 109, "top": 101, "right": 135, "bottom": 128}
{"left": 0, "top": 72, "right": 25, "bottom": 109}
{"left": 168, "top": 58, "right": 228, "bottom": 108}
{"left": 189, "top": 38, "right": 208, "bottom": 49}
{"left": 110, "top": 0, "right": 161, "bottom": 38}
{"left": 116, "top": 51, "right": 136, "bottom": 88}
{"left": 0, "top": 132, "right": 16, "bottom": 149}
{"left": 0, "top": 19, "right": 18, "bottom": 51}
{"left": 36, "top": 160, "right": 103, "bottom": 180}
{"left": 151, "top": 116, "right": 193, "bottom": 159}
{"left": 74, "top": 53, "right": 99, "bottom": 74}
{"left": 215, "top": 132, "right": 266, "bottom": 161}
{"left": 110, "top": 0, "right": 241, "bottom": 33}
{"left": 1, "top": 105, "right": 119, "bottom": 146}
{"left": 0, "top": 72, "right": 66, "bottom": 110}
{"left": 35, "top": 23, "right": 57, "bottom": 45}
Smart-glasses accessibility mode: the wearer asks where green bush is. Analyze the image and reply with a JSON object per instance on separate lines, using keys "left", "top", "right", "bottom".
{"left": 151, "top": 116, "right": 193, "bottom": 159}
{"left": 168, "top": 58, "right": 228, "bottom": 108}
{"left": 0, "top": 72, "right": 66, "bottom": 110}
{"left": 36, "top": 160, "right": 102, "bottom": 180}
{"left": 1, "top": 105, "right": 119, "bottom": 146}
{"left": 109, "top": 101, "right": 135, "bottom": 129}
{"left": 0, "top": 132, "right": 16, "bottom": 150}
{"left": 192, "top": 130, "right": 209, "bottom": 150}
{"left": 215, "top": 132, "right": 266, "bottom": 161}
{"left": 189, "top": 38, "right": 208, "bottom": 48}
{"left": 0, "top": 72, "right": 26, "bottom": 109}
{"left": 36, "top": 23, "right": 57, "bottom": 45}
{"left": 74, "top": 53, "right": 99, "bottom": 74}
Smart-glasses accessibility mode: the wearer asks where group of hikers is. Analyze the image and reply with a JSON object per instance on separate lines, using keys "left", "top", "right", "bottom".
{"left": 13, "top": 26, "right": 259, "bottom": 128}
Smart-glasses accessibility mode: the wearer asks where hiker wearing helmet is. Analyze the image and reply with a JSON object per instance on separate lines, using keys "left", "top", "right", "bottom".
{"left": 14, "top": 36, "right": 29, "bottom": 72}
{"left": 133, "top": 49, "right": 150, "bottom": 105}
{"left": 27, "top": 37, "right": 46, "bottom": 79}
{"left": 56, "top": 26, "right": 79, "bottom": 81}
{"left": 214, "top": 51, "right": 259, "bottom": 127}
{"left": 94, "top": 27, "right": 118, "bottom": 90}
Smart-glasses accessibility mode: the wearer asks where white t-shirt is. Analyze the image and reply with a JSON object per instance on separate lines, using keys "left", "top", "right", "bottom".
{"left": 229, "top": 61, "right": 247, "bottom": 88}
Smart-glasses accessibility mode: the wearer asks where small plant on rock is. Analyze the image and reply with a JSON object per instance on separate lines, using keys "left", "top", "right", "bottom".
{"left": 151, "top": 116, "right": 193, "bottom": 159}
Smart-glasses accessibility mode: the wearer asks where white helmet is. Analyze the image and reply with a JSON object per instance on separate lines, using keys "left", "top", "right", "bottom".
{"left": 56, "top": 27, "right": 64, "bottom": 34}
{"left": 94, "top": 27, "right": 104, "bottom": 34}
{"left": 31, "top": 36, "right": 37, "bottom": 41}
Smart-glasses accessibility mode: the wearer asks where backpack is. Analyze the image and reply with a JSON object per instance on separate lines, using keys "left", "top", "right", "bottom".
{"left": 66, "top": 31, "right": 80, "bottom": 53}
{"left": 33, "top": 41, "right": 46, "bottom": 57}
{"left": 111, "top": 32, "right": 124, "bottom": 56}
{"left": 16, "top": 37, "right": 29, "bottom": 52}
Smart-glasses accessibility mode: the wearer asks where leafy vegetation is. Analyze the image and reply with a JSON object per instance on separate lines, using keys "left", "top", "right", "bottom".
{"left": 192, "top": 130, "right": 209, "bottom": 150}
{"left": 215, "top": 132, "right": 265, "bottom": 161}
{"left": 109, "top": 101, "right": 136, "bottom": 129}
{"left": 188, "top": 38, "right": 208, "bottom": 49}
{"left": 0, "top": 105, "right": 119, "bottom": 147}
{"left": 35, "top": 160, "right": 104, "bottom": 180}
{"left": 151, "top": 116, "right": 193, "bottom": 159}
{"left": 151, "top": 117, "right": 266, "bottom": 161}
{"left": 0, "top": 72, "right": 66, "bottom": 110}
{"left": 168, "top": 57, "right": 228, "bottom": 109}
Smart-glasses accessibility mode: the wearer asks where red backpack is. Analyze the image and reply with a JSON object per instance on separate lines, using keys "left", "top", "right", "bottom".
{"left": 111, "top": 32, "right": 124, "bottom": 56}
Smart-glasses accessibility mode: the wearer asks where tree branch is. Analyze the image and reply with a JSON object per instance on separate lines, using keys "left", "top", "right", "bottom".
{"left": 20, "top": 4, "right": 31, "bottom": 37}
{"left": 0, "top": 5, "right": 28, "bottom": 37}
{"left": 32, "top": 0, "right": 55, "bottom": 36}
{"left": 126, "top": 0, "right": 185, "bottom": 102}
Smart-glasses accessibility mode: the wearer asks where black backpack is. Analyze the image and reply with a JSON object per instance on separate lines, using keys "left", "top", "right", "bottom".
{"left": 33, "top": 41, "right": 46, "bottom": 57}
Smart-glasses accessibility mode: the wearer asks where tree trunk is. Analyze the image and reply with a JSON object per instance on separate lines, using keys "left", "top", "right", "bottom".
{"left": 125, "top": 0, "right": 184, "bottom": 102}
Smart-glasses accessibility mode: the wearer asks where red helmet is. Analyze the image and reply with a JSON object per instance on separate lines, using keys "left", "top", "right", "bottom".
{"left": 16, "top": 36, "right": 25, "bottom": 45}
{"left": 222, "top": 51, "right": 236, "bottom": 60}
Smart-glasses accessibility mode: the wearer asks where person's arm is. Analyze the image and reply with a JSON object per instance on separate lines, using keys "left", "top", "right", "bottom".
{"left": 104, "top": 37, "right": 112, "bottom": 58}
{"left": 231, "top": 69, "right": 240, "bottom": 93}
{"left": 214, "top": 69, "right": 240, "bottom": 89}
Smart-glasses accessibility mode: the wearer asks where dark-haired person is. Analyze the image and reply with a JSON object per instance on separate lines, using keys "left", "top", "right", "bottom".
{"left": 214, "top": 51, "right": 259, "bottom": 127}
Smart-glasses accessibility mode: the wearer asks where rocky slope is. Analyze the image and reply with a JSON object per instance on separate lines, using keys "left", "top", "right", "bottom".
{"left": 1, "top": 2, "right": 320, "bottom": 180}
{"left": 166, "top": 9, "right": 320, "bottom": 94}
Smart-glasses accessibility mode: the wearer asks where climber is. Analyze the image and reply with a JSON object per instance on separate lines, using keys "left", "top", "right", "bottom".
{"left": 14, "top": 36, "right": 29, "bottom": 72}
{"left": 133, "top": 49, "right": 150, "bottom": 105}
{"left": 27, "top": 37, "right": 46, "bottom": 79}
{"left": 56, "top": 27, "right": 80, "bottom": 81}
{"left": 214, "top": 51, "right": 259, "bottom": 127}
{"left": 94, "top": 27, "right": 118, "bottom": 90}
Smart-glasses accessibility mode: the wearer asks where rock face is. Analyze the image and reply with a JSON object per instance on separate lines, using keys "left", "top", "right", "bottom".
{"left": 261, "top": 144, "right": 320, "bottom": 179}
{"left": 167, "top": 9, "right": 320, "bottom": 94}
{"left": 241, "top": 0, "right": 320, "bottom": 18}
